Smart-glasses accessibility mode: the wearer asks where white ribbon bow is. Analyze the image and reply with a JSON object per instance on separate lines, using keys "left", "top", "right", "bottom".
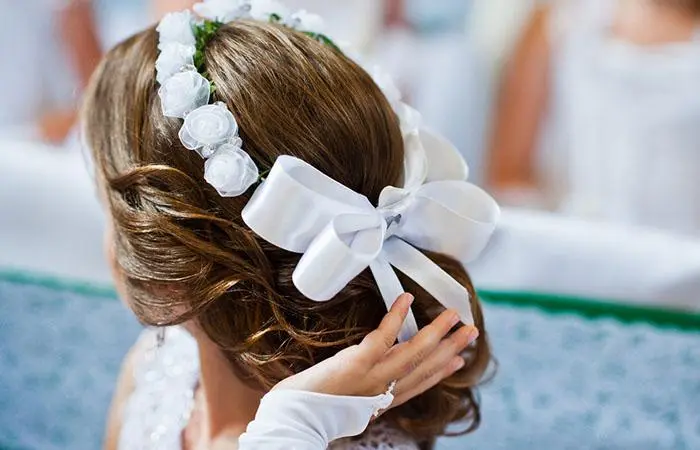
{"left": 242, "top": 128, "right": 500, "bottom": 341}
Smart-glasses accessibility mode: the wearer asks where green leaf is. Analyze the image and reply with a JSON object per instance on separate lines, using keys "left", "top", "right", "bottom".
{"left": 192, "top": 20, "right": 224, "bottom": 72}
{"left": 317, "top": 33, "right": 341, "bottom": 52}
{"left": 301, "top": 31, "right": 341, "bottom": 53}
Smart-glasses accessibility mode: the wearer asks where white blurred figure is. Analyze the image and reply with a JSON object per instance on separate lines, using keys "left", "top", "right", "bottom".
{"left": 372, "top": 0, "right": 484, "bottom": 181}
{"left": 0, "top": 1, "right": 122, "bottom": 281}
{"left": 466, "top": 0, "right": 546, "bottom": 185}
{"left": 0, "top": 0, "right": 101, "bottom": 144}
{"left": 488, "top": 0, "right": 700, "bottom": 236}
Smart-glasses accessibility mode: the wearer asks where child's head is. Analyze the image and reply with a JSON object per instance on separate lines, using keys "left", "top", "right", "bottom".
{"left": 83, "top": 17, "right": 491, "bottom": 440}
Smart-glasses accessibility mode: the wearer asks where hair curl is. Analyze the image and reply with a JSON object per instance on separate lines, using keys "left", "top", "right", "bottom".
{"left": 83, "top": 20, "right": 493, "bottom": 446}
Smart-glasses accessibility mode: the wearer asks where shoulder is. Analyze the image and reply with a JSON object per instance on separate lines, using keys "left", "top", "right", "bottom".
{"left": 329, "top": 421, "right": 420, "bottom": 450}
{"left": 103, "top": 329, "right": 158, "bottom": 450}
{"left": 512, "top": 0, "right": 607, "bottom": 62}
{"left": 502, "top": 5, "right": 552, "bottom": 81}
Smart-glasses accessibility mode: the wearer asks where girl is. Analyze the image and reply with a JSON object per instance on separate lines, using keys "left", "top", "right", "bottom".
{"left": 84, "top": 1, "right": 498, "bottom": 448}
{"left": 488, "top": 0, "right": 700, "bottom": 235}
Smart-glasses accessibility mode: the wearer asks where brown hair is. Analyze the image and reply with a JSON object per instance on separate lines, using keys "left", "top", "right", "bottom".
{"left": 659, "top": 0, "right": 700, "bottom": 13}
{"left": 83, "top": 20, "right": 492, "bottom": 444}
{"left": 682, "top": 0, "right": 700, "bottom": 13}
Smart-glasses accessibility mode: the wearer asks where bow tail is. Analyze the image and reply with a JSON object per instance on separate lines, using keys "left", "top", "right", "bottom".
{"left": 369, "top": 257, "right": 419, "bottom": 343}
{"left": 382, "top": 238, "right": 475, "bottom": 327}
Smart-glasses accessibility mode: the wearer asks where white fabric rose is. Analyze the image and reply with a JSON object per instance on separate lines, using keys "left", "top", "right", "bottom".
{"left": 158, "top": 70, "right": 211, "bottom": 118}
{"left": 193, "top": 0, "right": 247, "bottom": 22}
{"left": 337, "top": 40, "right": 364, "bottom": 66}
{"left": 249, "top": 0, "right": 289, "bottom": 22}
{"left": 369, "top": 68, "right": 422, "bottom": 134}
{"left": 156, "top": 11, "right": 195, "bottom": 48}
{"left": 370, "top": 67, "right": 402, "bottom": 106}
{"left": 204, "top": 143, "right": 260, "bottom": 197}
{"left": 286, "top": 10, "right": 325, "bottom": 34}
{"left": 179, "top": 102, "right": 238, "bottom": 154}
{"left": 155, "top": 43, "right": 196, "bottom": 84}
{"left": 396, "top": 103, "right": 422, "bottom": 136}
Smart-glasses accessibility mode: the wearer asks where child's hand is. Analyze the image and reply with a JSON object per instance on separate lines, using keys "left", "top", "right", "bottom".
{"left": 272, "top": 293, "right": 479, "bottom": 413}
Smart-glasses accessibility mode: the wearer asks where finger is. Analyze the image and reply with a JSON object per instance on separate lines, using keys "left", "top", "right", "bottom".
{"left": 396, "top": 355, "right": 465, "bottom": 407}
{"left": 373, "top": 308, "right": 462, "bottom": 382}
{"left": 392, "top": 325, "right": 478, "bottom": 407}
{"left": 359, "top": 293, "right": 414, "bottom": 361}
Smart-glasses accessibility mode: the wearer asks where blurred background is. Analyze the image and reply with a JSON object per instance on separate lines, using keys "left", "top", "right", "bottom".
{"left": 0, "top": 0, "right": 699, "bottom": 449}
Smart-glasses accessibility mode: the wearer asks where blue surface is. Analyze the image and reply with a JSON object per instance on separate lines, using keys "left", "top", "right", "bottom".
{"left": 0, "top": 280, "right": 140, "bottom": 450}
{"left": 1, "top": 276, "right": 698, "bottom": 450}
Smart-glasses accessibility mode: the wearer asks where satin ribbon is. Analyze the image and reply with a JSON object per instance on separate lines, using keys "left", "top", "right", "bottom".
{"left": 242, "top": 128, "right": 499, "bottom": 341}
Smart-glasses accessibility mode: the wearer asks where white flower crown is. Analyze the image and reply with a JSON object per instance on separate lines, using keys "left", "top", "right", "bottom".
{"left": 155, "top": 0, "right": 500, "bottom": 342}
{"left": 156, "top": 0, "right": 420, "bottom": 197}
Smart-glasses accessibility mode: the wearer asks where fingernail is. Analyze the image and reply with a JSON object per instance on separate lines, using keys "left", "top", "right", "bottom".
{"left": 453, "top": 357, "right": 466, "bottom": 371}
{"left": 404, "top": 293, "right": 415, "bottom": 306}
{"left": 467, "top": 326, "right": 480, "bottom": 343}
{"left": 449, "top": 312, "right": 460, "bottom": 327}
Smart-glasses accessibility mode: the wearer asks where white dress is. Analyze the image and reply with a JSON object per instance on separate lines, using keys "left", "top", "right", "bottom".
{"left": 540, "top": 0, "right": 700, "bottom": 235}
{"left": 118, "top": 327, "right": 419, "bottom": 450}
{"left": 0, "top": 0, "right": 77, "bottom": 129}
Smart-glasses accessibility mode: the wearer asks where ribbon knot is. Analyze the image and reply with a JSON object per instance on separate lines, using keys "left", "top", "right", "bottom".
{"left": 384, "top": 213, "right": 402, "bottom": 238}
{"left": 379, "top": 192, "right": 412, "bottom": 239}
{"left": 242, "top": 129, "right": 499, "bottom": 341}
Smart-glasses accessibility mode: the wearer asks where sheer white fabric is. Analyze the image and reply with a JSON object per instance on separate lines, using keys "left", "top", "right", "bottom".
{"left": 0, "top": 0, "right": 77, "bottom": 128}
{"left": 118, "top": 328, "right": 418, "bottom": 450}
{"left": 539, "top": 0, "right": 700, "bottom": 235}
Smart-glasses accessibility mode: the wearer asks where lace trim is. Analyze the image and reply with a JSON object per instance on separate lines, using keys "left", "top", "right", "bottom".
{"left": 330, "top": 421, "right": 419, "bottom": 450}
{"left": 119, "top": 327, "right": 418, "bottom": 449}
{"left": 118, "top": 328, "right": 199, "bottom": 450}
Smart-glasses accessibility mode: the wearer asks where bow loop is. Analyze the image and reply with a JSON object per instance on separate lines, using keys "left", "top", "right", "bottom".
{"left": 243, "top": 156, "right": 373, "bottom": 253}
{"left": 399, "top": 128, "right": 469, "bottom": 193}
{"left": 293, "top": 212, "right": 385, "bottom": 301}
{"left": 394, "top": 181, "right": 500, "bottom": 263}
{"left": 378, "top": 126, "right": 499, "bottom": 264}
{"left": 420, "top": 129, "right": 469, "bottom": 183}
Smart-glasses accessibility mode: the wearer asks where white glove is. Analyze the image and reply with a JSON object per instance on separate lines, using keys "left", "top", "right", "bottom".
{"left": 238, "top": 389, "right": 393, "bottom": 449}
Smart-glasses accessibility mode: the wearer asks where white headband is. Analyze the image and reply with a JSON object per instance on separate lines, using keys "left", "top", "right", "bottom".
{"left": 155, "top": 0, "right": 500, "bottom": 341}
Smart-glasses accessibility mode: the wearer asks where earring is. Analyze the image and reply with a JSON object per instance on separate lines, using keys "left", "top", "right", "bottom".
{"left": 156, "top": 327, "right": 166, "bottom": 348}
